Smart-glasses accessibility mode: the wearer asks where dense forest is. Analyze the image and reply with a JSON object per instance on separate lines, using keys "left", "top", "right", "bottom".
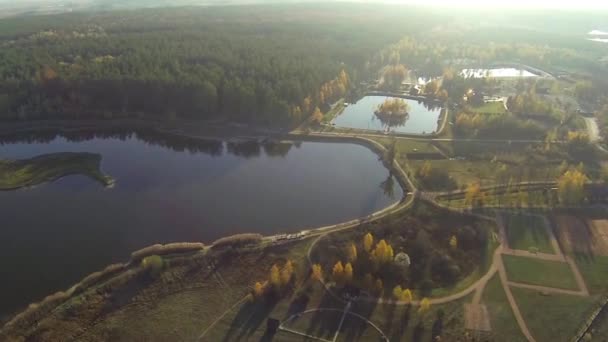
{"left": 1, "top": 3, "right": 607, "bottom": 127}
{"left": 0, "top": 4, "right": 437, "bottom": 126}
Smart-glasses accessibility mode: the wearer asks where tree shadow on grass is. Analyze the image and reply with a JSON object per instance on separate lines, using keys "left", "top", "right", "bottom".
{"left": 342, "top": 298, "right": 378, "bottom": 341}
{"left": 383, "top": 301, "right": 397, "bottom": 336}
{"left": 284, "top": 291, "right": 310, "bottom": 320}
{"left": 304, "top": 290, "right": 344, "bottom": 340}
{"left": 222, "top": 295, "right": 280, "bottom": 342}
{"left": 389, "top": 305, "right": 412, "bottom": 342}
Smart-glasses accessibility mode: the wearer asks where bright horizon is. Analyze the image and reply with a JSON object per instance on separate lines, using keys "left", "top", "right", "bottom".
{"left": 350, "top": 0, "right": 608, "bottom": 10}
{"left": 1, "top": 0, "right": 608, "bottom": 9}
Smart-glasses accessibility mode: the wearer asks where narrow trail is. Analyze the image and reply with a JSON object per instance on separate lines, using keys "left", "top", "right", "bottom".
{"left": 197, "top": 295, "right": 249, "bottom": 341}
{"left": 496, "top": 252, "right": 537, "bottom": 342}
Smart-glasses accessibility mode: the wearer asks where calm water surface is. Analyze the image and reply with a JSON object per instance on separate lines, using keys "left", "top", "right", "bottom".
{"left": 0, "top": 132, "right": 402, "bottom": 316}
{"left": 333, "top": 96, "right": 441, "bottom": 134}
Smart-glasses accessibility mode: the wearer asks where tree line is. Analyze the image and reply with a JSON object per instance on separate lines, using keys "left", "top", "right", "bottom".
{"left": 0, "top": 5, "right": 421, "bottom": 126}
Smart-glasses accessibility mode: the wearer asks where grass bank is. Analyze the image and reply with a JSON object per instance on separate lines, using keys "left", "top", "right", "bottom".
{"left": 0, "top": 152, "right": 114, "bottom": 190}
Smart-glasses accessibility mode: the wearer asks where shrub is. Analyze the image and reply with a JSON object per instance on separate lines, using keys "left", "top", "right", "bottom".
{"left": 141, "top": 255, "right": 164, "bottom": 278}
{"left": 212, "top": 233, "right": 263, "bottom": 249}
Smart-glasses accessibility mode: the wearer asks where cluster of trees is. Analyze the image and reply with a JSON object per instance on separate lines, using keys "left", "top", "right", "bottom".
{"left": 507, "top": 92, "right": 554, "bottom": 118}
{"left": 0, "top": 6, "right": 407, "bottom": 126}
{"left": 380, "top": 64, "right": 408, "bottom": 90}
{"left": 454, "top": 111, "right": 544, "bottom": 140}
{"left": 557, "top": 168, "right": 588, "bottom": 205}
{"left": 375, "top": 98, "right": 409, "bottom": 116}
{"left": 250, "top": 260, "right": 296, "bottom": 301}
{"left": 416, "top": 161, "right": 457, "bottom": 191}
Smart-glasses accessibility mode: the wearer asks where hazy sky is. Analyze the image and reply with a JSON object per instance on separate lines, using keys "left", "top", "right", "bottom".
{"left": 1, "top": 0, "right": 608, "bottom": 10}
{"left": 378, "top": 0, "right": 608, "bottom": 9}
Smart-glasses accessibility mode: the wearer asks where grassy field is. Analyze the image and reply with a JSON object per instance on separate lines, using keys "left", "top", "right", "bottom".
{"left": 481, "top": 274, "right": 526, "bottom": 342}
{"left": 468, "top": 101, "right": 508, "bottom": 115}
{"left": 512, "top": 287, "right": 599, "bottom": 342}
{"left": 224, "top": 291, "right": 474, "bottom": 342}
{"left": 503, "top": 214, "right": 554, "bottom": 254}
{"left": 575, "top": 256, "right": 608, "bottom": 295}
{"left": 0, "top": 152, "right": 113, "bottom": 190}
{"left": 409, "top": 158, "right": 560, "bottom": 190}
{"left": 502, "top": 255, "right": 579, "bottom": 290}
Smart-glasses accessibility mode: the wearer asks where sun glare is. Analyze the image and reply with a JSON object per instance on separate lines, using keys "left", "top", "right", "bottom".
{"left": 387, "top": 0, "right": 608, "bottom": 9}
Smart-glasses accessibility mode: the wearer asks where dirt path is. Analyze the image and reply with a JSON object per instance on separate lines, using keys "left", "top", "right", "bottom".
{"left": 507, "top": 281, "right": 588, "bottom": 297}
{"left": 496, "top": 252, "right": 537, "bottom": 342}
{"left": 584, "top": 117, "right": 601, "bottom": 143}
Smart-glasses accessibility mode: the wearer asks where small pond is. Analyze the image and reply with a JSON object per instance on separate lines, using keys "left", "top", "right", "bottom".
{"left": 461, "top": 68, "right": 539, "bottom": 78}
{"left": 332, "top": 96, "right": 442, "bottom": 134}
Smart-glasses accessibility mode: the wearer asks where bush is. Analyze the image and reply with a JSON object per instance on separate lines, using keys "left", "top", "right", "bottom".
{"left": 141, "top": 255, "right": 165, "bottom": 278}
{"left": 211, "top": 233, "right": 263, "bottom": 249}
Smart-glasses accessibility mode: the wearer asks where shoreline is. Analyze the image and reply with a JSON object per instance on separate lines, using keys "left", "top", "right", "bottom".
{"left": 0, "top": 120, "right": 416, "bottom": 330}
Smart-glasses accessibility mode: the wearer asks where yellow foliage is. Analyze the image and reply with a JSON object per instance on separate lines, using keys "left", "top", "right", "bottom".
{"left": 253, "top": 281, "right": 265, "bottom": 297}
{"left": 280, "top": 260, "right": 294, "bottom": 286}
{"left": 332, "top": 261, "right": 344, "bottom": 284}
{"left": 558, "top": 169, "right": 588, "bottom": 205}
{"left": 344, "top": 262, "right": 353, "bottom": 283}
{"left": 311, "top": 264, "right": 323, "bottom": 281}
{"left": 464, "top": 182, "right": 485, "bottom": 207}
{"left": 363, "top": 233, "right": 374, "bottom": 253}
{"left": 419, "top": 297, "right": 431, "bottom": 313}
{"left": 401, "top": 288, "right": 413, "bottom": 304}
{"left": 372, "top": 239, "right": 394, "bottom": 265}
{"left": 375, "top": 98, "right": 410, "bottom": 116}
{"left": 347, "top": 243, "right": 358, "bottom": 262}
{"left": 449, "top": 235, "right": 458, "bottom": 249}
{"left": 392, "top": 285, "right": 403, "bottom": 300}
{"left": 269, "top": 264, "right": 281, "bottom": 288}
{"left": 311, "top": 107, "right": 323, "bottom": 124}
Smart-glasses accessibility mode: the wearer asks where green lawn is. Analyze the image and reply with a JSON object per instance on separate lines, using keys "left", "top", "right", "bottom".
{"left": 468, "top": 101, "right": 507, "bottom": 115}
{"left": 481, "top": 274, "right": 526, "bottom": 342}
{"left": 503, "top": 214, "right": 554, "bottom": 254}
{"left": 512, "top": 287, "right": 599, "bottom": 342}
{"left": 502, "top": 254, "right": 579, "bottom": 290}
{"left": 575, "top": 256, "right": 608, "bottom": 295}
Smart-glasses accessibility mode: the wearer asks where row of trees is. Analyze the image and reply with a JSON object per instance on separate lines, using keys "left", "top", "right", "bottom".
{"left": 460, "top": 164, "right": 590, "bottom": 208}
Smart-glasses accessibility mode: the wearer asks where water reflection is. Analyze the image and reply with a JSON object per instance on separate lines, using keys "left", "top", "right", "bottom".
{"left": 379, "top": 172, "right": 396, "bottom": 199}
{"left": 0, "top": 131, "right": 403, "bottom": 316}
{"left": 334, "top": 96, "right": 441, "bottom": 134}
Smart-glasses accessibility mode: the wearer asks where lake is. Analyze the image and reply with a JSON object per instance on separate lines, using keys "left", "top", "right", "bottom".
{"left": 0, "top": 130, "right": 402, "bottom": 316}
{"left": 461, "top": 68, "right": 539, "bottom": 78}
{"left": 333, "top": 96, "right": 442, "bottom": 134}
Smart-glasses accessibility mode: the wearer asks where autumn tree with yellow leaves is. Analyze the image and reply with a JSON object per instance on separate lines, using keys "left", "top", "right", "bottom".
{"left": 557, "top": 169, "right": 588, "bottom": 205}
{"left": 269, "top": 264, "right": 281, "bottom": 288}
{"left": 449, "top": 235, "right": 458, "bottom": 249}
{"left": 363, "top": 233, "right": 374, "bottom": 253}
{"left": 311, "top": 264, "right": 323, "bottom": 281}
{"left": 371, "top": 239, "right": 394, "bottom": 266}
{"left": 418, "top": 297, "right": 431, "bottom": 313}
{"left": 253, "top": 281, "right": 265, "bottom": 297}
{"left": 464, "top": 182, "right": 485, "bottom": 207}
{"left": 332, "top": 261, "right": 345, "bottom": 285}
{"left": 344, "top": 262, "right": 354, "bottom": 283}
{"left": 347, "top": 243, "right": 358, "bottom": 262}
{"left": 280, "top": 260, "right": 294, "bottom": 286}
{"left": 311, "top": 107, "right": 323, "bottom": 124}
